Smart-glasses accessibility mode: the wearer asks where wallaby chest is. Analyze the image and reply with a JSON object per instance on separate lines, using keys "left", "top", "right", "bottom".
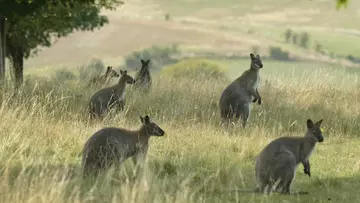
{"left": 246, "top": 71, "right": 260, "bottom": 90}
{"left": 301, "top": 141, "right": 316, "bottom": 161}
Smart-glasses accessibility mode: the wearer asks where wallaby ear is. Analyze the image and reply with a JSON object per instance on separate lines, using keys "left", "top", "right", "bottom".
{"left": 144, "top": 115, "right": 150, "bottom": 124}
{"left": 120, "top": 70, "right": 124, "bottom": 75}
{"left": 146, "top": 60, "right": 150, "bottom": 65}
{"left": 256, "top": 54, "right": 260, "bottom": 59}
{"left": 315, "top": 119, "right": 323, "bottom": 127}
{"left": 107, "top": 66, "right": 111, "bottom": 71}
{"left": 140, "top": 59, "right": 145, "bottom": 64}
{"left": 307, "top": 119, "right": 314, "bottom": 128}
{"left": 140, "top": 116, "right": 144, "bottom": 124}
{"left": 250, "top": 53, "right": 255, "bottom": 60}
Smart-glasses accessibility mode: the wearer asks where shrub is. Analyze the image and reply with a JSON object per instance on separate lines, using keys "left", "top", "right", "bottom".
{"left": 125, "top": 45, "right": 179, "bottom": 70}
{"left": 292, "top": 33, "right": 298, "bottom": 45}
{"left": 53, "top": 69, "right": 77, "bottom": 82}
{"left": 284, "top": 29, "right": 292, "bottom": 43}
{"left": 314, "top": 42, "right": 323, "bottom": 53}
{"left": 165, "top": 13, "right": 171, "bottom": 21}
{"left": 268, "top": 46, "right": 290, "bottom": 61}
{"left": 299, "top": 32, "right": 310, "bottom": 48}
{"left": 161, "top": 59, "right": 228, "bottom": 81}
{"left": 78, "top": 58, "right": 105, "bottom": 80}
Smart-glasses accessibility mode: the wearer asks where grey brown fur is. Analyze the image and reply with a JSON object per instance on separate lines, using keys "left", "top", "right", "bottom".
{"left": 81, "top": 115, "right": 165, "bottom": 177}
{"left": 255, "top": 119, "right": 324, "bottom": 194}
{"left": 89, "top": 66, "right": 119, "bottom": 86}
{"left": 88, "top": 70, "right": 135, "bottom": 119}
{"left": 134, "top": 59, "right": 152, "bottom": 92}
{"left": 219, "top": 53, "right": 263, "bottom": 128}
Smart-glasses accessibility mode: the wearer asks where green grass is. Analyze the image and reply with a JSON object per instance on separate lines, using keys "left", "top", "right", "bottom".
{"left": 0, "top": 58, "right": 359, "bottom": 202}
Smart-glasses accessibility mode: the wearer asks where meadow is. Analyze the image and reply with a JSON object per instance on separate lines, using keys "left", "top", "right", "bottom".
{"left": 1, "top": 0, "right": 360, "bottom": 202}
{"left": 0, "top": 58, "right": 359, "bottom": 202}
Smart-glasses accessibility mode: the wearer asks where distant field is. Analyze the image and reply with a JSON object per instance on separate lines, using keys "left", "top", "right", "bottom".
{"left": 22, "top": 0, "right": 360, "bottom": 70}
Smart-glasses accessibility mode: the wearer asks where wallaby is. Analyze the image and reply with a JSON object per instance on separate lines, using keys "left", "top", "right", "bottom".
{"left": 81, "top": 115, "right": 165, "bottom": 177}
{"left": 89, "top": 66, "right": 120, "bottom": 86}
{"left": 219, "top": 53, "right": 263, "bottom": 128}
{"left": 88, "top": 70, "right": 135, "bottom": 119}
{"left": 134, "top": 59, "right": 152, "bottom": 92}
{"left": 254, "top": 119, "right": 324, "bottom": 195}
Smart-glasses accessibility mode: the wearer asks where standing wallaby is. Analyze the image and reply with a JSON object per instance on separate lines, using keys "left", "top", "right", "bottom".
{"left": 219, "top": 53, "right": 263, "bottom": 128}
{"left": 81, "top": 115, "right": 165, "bottom": 177}
{"left": 134, "top": 59, "right": 152, "bottom": 92}
{"left": 89, "top": 66, "right": 120, "bottom": 86}
{"left": 88, "top": 70, "right": 135, "bottom": 119}
{"left": 255, "top": 119, "right": 324, "bottom": 195}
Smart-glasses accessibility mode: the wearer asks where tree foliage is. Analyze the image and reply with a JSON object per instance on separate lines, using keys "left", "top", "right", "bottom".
{"left": 337, "top": 0, "right": 348, "bottom": 9}
{"left": 0, "top": 0, "right": 122, "bottom": 87}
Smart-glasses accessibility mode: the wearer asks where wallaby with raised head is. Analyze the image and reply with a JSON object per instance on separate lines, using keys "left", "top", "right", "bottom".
{"left": 89, "top": 66, "right": 120, "bottom": 86}
{"left": 81, "top": 115, "right": 165, "bottom": 177}
{"left": 88, "top": 70, "right": 135, "bottom": 119}
{"left": 219, "top": 53, "right": 263, "bottom": 128}
{"left": 134, "top": 59, "right": 152, "bottom": 92}
{"left": 254, "top": 119, "right": 324, "bottom": 195}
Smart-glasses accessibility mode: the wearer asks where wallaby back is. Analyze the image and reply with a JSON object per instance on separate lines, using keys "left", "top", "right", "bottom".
{"left": 88, "top": 70, "right": 135, "bottom": 119}
{"left": 81, "top": 115, "right": 165, "bottom": 177}
{"left": 255, "top": 119, "right": 324, "bottom": 194}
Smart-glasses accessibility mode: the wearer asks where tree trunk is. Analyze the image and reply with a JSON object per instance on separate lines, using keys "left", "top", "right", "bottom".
{"left": 0, "top": 15, "right": 5, "bottom": 85}
{"left": 8, "top": 46, "right": 24, "bottom": 89}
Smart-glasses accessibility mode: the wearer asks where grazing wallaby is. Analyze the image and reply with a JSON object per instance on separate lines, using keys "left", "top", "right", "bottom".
{"left": 81, "top": 115, "right": 165, "bottom": 177}
{"left": 88, "top": 70, "right": 135, "bottom": 119}
{"left": 134, "top": 59, "right": 152, "bottom": 92}
{"left": 219, "top": 53, "right": 263, "bottom": 128}
{"left": 255, "top": 119, "right": 324, "bottom": 195}
{"left": 89, "top": 66, "right": 120, "bottom": 86}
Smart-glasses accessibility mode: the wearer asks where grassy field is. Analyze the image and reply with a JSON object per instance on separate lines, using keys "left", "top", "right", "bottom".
{"left": 2, "top": 0, "right": 360, "bottom": 202}
{"left": 0, "top": 58, "right": 359, "bottom": 202}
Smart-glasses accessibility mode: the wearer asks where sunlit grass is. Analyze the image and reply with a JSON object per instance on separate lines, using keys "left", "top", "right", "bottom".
{"left": 0, "top": 59, "right": 359, "bottom": 202}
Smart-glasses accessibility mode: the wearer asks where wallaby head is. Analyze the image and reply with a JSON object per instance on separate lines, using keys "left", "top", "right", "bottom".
{"left": 250, "top": 53, "right": 263, "bottom": 70}
{"left": 105, "top": 66, "right": 120, "bottom": 78}
{"left": 305, "top": 119, "right": 324, "bottom": 142}
{"left": 140, "top": 59, "right": 151, "bottom": 71}
{"left": 140, "top": 115, "right": 165, "bottom": 137}
{"left": 119, "top": 70, "right": 135, "bottom": 84}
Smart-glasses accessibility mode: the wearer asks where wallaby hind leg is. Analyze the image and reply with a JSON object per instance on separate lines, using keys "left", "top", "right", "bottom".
{"left": 235, "top": 103, "right": 250, "bottom": 128}
{"left": 272, "top": 153, "right": 296, "bottom": 195}
{"left": 220, "top": 107, "right": 233, "bottom": 128}
{"left": 118, "top": 100, "right": 125, "bottom": 111}
{"left": 259, "top": 183, "right": 273, "bottom": 195}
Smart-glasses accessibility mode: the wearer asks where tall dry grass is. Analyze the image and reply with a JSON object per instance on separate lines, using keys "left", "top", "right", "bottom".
{"left": 0, "top": 60, "right": 359, "bottom": 202}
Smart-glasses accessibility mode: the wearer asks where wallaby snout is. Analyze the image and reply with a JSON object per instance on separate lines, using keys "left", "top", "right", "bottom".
{"left": 318, "top": 136, "right": 324, "bottom": 142}
{"left": 155, "top": 127, "right": 165, "bottom": 136}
